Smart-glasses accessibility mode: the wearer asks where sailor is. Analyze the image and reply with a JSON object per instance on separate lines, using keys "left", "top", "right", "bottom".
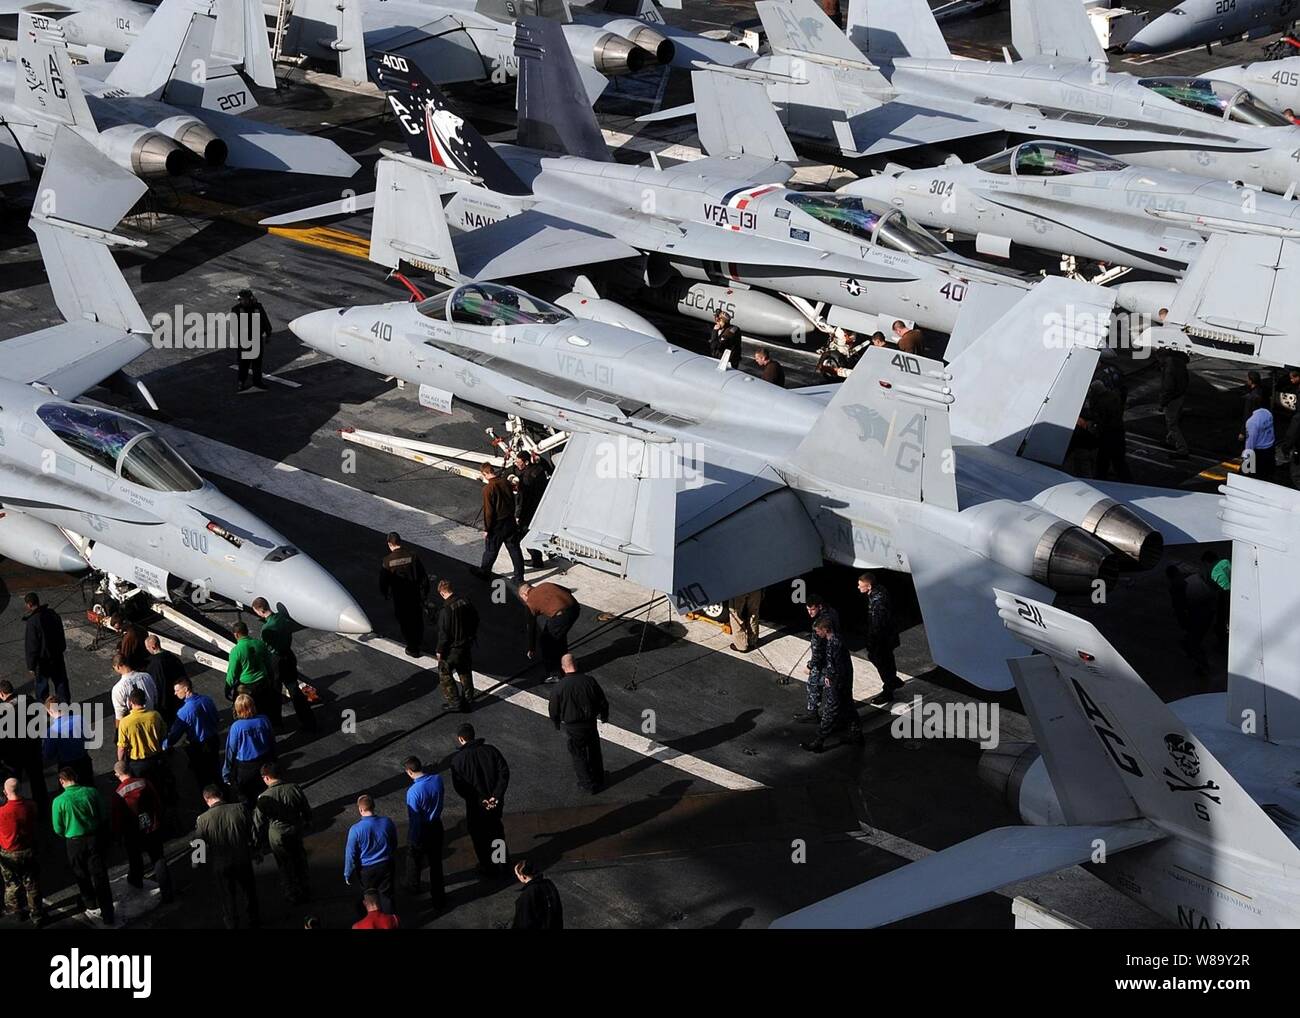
{"left": 434, "top": 580, "right": 478, "bottom": 712}
{"left": 794, "top": 595, "right": 839, "bottom": 722}
{"left": 514, "top": 451, "right": 552, "bottom": 569}
{"left": 708, "top": 310, "right": 743, "bottom": 368}
{"left": 22, "top": 594, "right": 69, "bottom": 705}
{"left": 1241, "top": 378, "right": 1277, "bottom": 482}
{"left": 1277, "top": 367, "right": 1300, "bottom": 488}
{"left": 232, "top": 288, "right": 271, "bottom": 393}
{"left": 892, "top": 320, "right": 924, "bottom": 355}
{"left": 800, "top": 618, "right": 863, "bottom": 753}
{"left": 547, "top": 654, "right": 609, "bottom": 794}
{"left": 380, "top": 531, "right": 432, "bottom": 657}
{"left": 754, "top": 348, "right": 785, "bottom": 388}
{"left": 511, "top": 859, "right": 563, "bottom": 929}
{"left": 859, "top": 573, "right": 903, "bottom": 705}
{"left": 251, "top": 598, "right": 316, "bottom": 733}
{"left": 473, "top": 463, "right": 525, "bottom": 583}
{"left": 728, "top": 588, "right": 763, "bottom": 654}
{"left": 1156, "top": 344, "right": 1190, "bottom": 460}
{"left": 519, "top": 582, "right": 580, "bottom": 682}
{"left": 449, "top": 723, "right": 511, "bottom": 878}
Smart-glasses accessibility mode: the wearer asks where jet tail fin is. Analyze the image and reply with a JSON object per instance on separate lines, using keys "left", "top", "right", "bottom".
{"left": 997, "top": 589, "right": 1300, "bottom": 869}
{"left": 1220, "top": 474, "right": 1300, "bottom": 743}
{"left": 105, "top": 0, "right": 214, "bottom": 102}
{"left": 844, "top": 0, "right": 951, "bottom": 60}
{"left": 947, "top": 276, "right": 1115, "bottom": 465}
{"left": 376, "top": 57, "right": 531, "bottom": 195}
{"left": 791, "top": 345, "right": 957, "bottom": 510}
{"left": 1010, "top": 0, "right": 1106, "bottom": 64}
{"left": 14, "top": 12, "right": 94, "bottom": 130}
{"left": 213, "top": 0, "right": 276, "bottom": 89}
{"left": 690, "top": 67, "right": 795, "bottom": 161}
{"left": 31, "top": 127, "right": 150, "bottom": 335}
{"left": 515, "top": 16, "right": 611, "bottom": 162}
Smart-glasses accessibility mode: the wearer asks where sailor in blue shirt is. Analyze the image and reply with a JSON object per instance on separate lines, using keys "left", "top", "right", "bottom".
{"left": 344, "top": 794, "right": 399, "bottom": 914}
{"left": 166, "top": 677, "right": 224, "bottom": 797}
{"left": 42, "top": 701, "right": 93, "bottom": 785}
{"left": 403, "top": 756, "right": 445, "bottom": 905}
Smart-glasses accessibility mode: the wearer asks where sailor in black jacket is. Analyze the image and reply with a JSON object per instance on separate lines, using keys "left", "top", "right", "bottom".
{"left": 547, "top": 654, "right": 609, "bottom": 793}
{"left": 449, "top": 723, "right": 510, "bottom": 876}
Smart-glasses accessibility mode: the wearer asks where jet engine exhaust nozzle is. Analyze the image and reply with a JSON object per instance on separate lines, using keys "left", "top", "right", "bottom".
{"left": 1032, "top": 520, "right": 1120, "bottom": 594}
{"left": 1084, "top": 500, "right": 1163, "bottom": 569}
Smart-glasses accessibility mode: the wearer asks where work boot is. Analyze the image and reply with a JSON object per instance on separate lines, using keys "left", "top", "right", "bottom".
{"left": 792, "top": 711, "right": 819, "bottom": 724}
{"left": 799, "top": 739, "right": 825, "bottom": 754}
{"left": 869, "top": 690, "right": 896, "bottom": 706}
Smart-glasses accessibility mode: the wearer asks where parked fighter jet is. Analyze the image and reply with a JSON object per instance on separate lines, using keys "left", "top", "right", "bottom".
{"left": 0, "top": 128, "right": 369, "bottom": 634}
{"left": 772, "top": 474, "right": 1300, "bottom": 929}
{"left": 1126, "top": 0, "right": 1298, "bottom": 55}
{"left": 0, "top": 4, "right": 356, "bottom": 188}
{"left": 276, "top": 17, "right": 1070, "bottom": 343}
{"left": 679, "top": 0, "right": 1300, "bottom": 195}
{"left": 0, "top": 0, "right": 276, "bottom": 86}
{"left": 291, "top": 160, "right": 1222, "bottom": 691}
{"left": 843, "top": 141, "right": 1300, "bottom": 367}
{"left": 278, "top": 0, "right": 746, "bottom": 98}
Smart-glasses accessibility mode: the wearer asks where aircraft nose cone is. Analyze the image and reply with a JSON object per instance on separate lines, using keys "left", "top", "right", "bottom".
{"left": 256, "top": 551, "right": 370, "bottom": 633}
{"left": 289, "top": 309, "right": 337, "bottom": 351}
{"left": 1123, "top": 19, "right": 1175, "bottom": 54}
{"left": 335, "top": 605, "right": 373, "bottom": 635}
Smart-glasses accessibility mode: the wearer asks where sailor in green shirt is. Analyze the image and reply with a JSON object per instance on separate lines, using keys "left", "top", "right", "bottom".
{"left": 51, "top": 768, "right": 115, "bottom": 924}
{"left": 226, "top": 621, "right": 277, "bottom": 723}
{"left": 252, "top": 598, "right": 316, "bottom": 734}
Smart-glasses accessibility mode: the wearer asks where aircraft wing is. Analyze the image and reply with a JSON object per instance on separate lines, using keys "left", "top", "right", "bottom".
{"left": 526, "top": 433, "right": 824, "bottom": 610}
{"left": 187, "top": 106, "right": 360, "bottom": 177}
{"left": 846, "top": 101, "right": 1000, "bottom": 157}
{"left": 770, "top": 820, "right": 1165, "bottom": 929}
{"left": 11, "top": 128, "right": 154, "bottom": 399}
{"left": 1159, "top": 233, "right": 1300, "bottom": 367}
{"left": 451, "top": 210, "right": 641, "bottom": 280}
{"left": 0, "top": 322, "right": 151, "bottom": 399}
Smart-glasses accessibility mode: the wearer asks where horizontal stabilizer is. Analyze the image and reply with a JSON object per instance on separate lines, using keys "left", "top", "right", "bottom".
{"left": 527, "top": 436, "right": 823, "bottom": 609}
{"left": 1221, "top": 474, "right": 1300, "bottom": 743}
{"left": 996, "top": 589, "right": 1300, "bottom": 868}
{"left": 259, "top": 191, "right": 377, "bottom": 226}
{"left": 902, "top": 520, "right": 1052, "bottom": 691}
{"left": 770, "top": 820, "right": 1164, "bottom": 928}
{"left": 189, "top": 106, "right": 360, "bottom": 177}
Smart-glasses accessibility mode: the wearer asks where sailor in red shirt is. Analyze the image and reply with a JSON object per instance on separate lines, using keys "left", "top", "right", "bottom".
{"left": 0, "top": 776, "right": 43, "bottom": 923}
{"left": 352, "top": 888, "right": 400, "bottom": 929}
{"left": 111, "top": 762, "right": 174, "bottom": 902}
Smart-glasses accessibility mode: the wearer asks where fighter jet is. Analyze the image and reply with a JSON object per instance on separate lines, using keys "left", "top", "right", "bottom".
{"left": 672, "top": 0, "right": 1300, "bottom": 196}
{"left": 843, "top": 141, "right": 1300, "bottom": 367}
{"left": 277, "top": 0, "right": 747, "bottom": 98}
{"left": 0, "top": 4, "right": 357, "bottom": 188}
{"left": 0, "top": 0, "right": 276, "bottom": 86}
{"left": 1126, "top": 0, "right": 1298, "bottom": 55}
{"left": 290, "top": 164, "right": 1224, "bottom": 691}
{"left": 273, "top": 17, "right": 1085, "bottom": 344}
{"left": 772, "top": 474, "right": 1300, "bottom": 929}
{"left": 0, "top": 128, "right": 370, "bottom": 634}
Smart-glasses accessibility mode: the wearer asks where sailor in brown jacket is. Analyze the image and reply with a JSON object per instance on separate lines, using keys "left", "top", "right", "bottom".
{"left": 472, "top": 462, "right": 525, "bottom": 583}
